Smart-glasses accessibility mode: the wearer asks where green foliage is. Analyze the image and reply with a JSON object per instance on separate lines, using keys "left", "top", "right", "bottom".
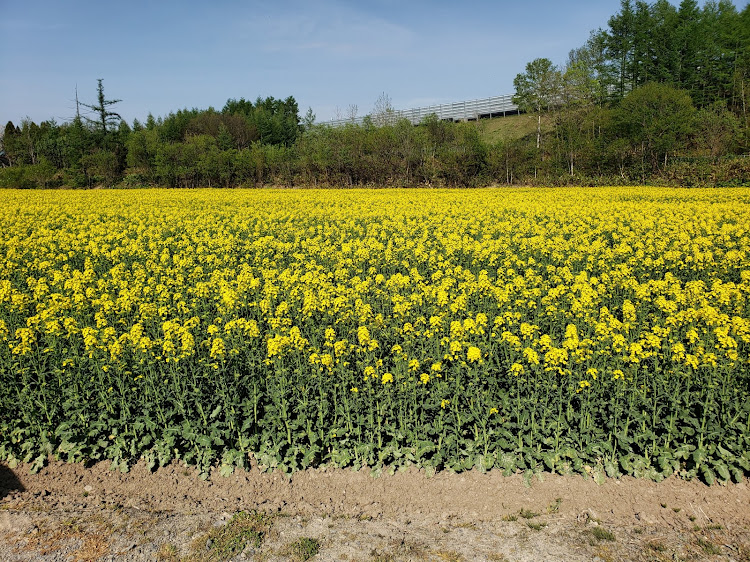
{"left": 598, "top": 0, "right": 747, "bottom": 108}
{"left": 0, "top": 164, "right": 37, "bottom": 189}
{"left": 613, "top": 82, "right": 696, "bottom": 173}
{"left": 81, "top": 150, "right": 120, "bottom": 187}
{"left": 513, "top": 58, "right": 561, "bottom": 115}
{"left": 223, "top": 95, "right": 300, "bottom": 146}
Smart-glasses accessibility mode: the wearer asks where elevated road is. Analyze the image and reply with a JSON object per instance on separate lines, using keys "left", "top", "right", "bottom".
{"left": 324, "top": 94, "right": 519, "bottom": 127}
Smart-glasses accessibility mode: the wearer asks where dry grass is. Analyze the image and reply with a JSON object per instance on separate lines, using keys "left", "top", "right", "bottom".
{"left": 13, "top": 517, "right": 112, "bottom": 561}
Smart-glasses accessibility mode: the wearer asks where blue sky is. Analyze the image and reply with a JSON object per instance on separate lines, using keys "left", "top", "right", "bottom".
{"left": 0, "top": 0, "right": 743, "bottom": 126}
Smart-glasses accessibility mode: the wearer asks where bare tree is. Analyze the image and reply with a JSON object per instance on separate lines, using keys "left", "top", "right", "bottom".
{"left": 346, "top": 104, "right": 358, "bottom": 124}
{"left": 372, "top": 92, "right": 396, "bottom": 127}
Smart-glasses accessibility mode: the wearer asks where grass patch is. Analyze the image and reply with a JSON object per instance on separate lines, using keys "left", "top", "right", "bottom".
{"left": 648, "top": 541, "right": 667, "bottom": 553}
{"left": 285, "top": 536, "right": 321, "bottom": 561}
{"left": 696, "top": 537, "right": 721, "bottom": 555}
{"left": 474, "top": 114, "right": 550, "bottom": 144}
{"left": 590, "top": 527, "right": 616, "bottom": 542}
{"left": 518, "top": 509, "right": 539, "bottom": 520}
{"left": 189, "top": 510, "right": 272, "bottom": 561}
{"left": 156, "top": 543, "right": 179, "bottom": 561}
{"left": 526, "top": 521, "right": 547, "bottom": 531}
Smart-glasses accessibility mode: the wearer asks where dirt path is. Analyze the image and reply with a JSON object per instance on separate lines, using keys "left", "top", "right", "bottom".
{"left": 1, "top": 460, "right": 749, "bottom": 561}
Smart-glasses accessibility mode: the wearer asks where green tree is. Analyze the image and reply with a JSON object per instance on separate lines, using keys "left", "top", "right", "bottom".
{"left": 604, "top": 0, "right": 637, "bottom": 98}
{"left": 126, "top": 127, "right": 160, "bottom": 183}
{"left": 80, "top": 150, "right": 119, "bottom": 186}
{"left": 27, "top": 157, "right": 56, "bottom": 188}
{"left": 694, "top": 101, "right": 741, "bottom": 160}
{"left": 301, "top": 107, "right": 316, "bottom": 131}
{"left": 215, "top": 123, "right": 234, "bottom": 151}
{"left": 513, "top": 58, "right": 562, "bottom": 152}
{"left": 649, "top": 0, "right": 679, "bottom": 83}
{"left": 673, "top": 0, "right": 702, "bottom": 99}
{"left": 614, "top": 82, "right": 696, "bottom": 176}
{"left": 733, "top": 4, "right": 750, "bottom": 125}
{"left": 3, "top": 122, "right": 22, "bottom": 166}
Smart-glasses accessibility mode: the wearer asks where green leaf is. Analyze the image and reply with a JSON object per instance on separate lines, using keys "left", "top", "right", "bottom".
{"left": 196, "top": 435, "right": 212, "bottom": 448}
{"left": 692, "top": 447, "right": 707, "bottom": 467}
{"left": 714, "top": 463, "right": 730, "bottom": 482}
{"left": 604, "top": 460, "right": 619, "bottom": 478}
{"left": 523, "top": 469, "right": 533, "bottom": 488}
{"left": 29, "top": 454, "right": 46, "bottom": 474}
{"left": 717, "top": 444, "right": 732, "bottom": 458}
{"left": 731, "top": 468, "right": 744, "bottom": 483}
{"left": 701, "top": 466, "right": 716, "bottom": 486}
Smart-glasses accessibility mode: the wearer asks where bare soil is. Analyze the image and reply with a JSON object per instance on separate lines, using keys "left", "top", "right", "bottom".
{"left": 1, "top": 460, "right": 749, "bottom": 561}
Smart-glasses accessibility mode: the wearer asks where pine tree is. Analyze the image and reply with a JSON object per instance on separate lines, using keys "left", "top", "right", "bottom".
{"left": 82, "top": 79, "right": 122, "bottom": 134}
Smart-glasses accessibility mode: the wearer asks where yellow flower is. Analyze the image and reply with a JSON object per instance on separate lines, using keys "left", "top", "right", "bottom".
{"left": 523, "top": 347, "right": 539, "bottom": 365}
{"left": 466, "top": 346, "right": 482, "bottom": 362}
{"left": 510, "top": 362, "right": 524, "bottom": 376}
{"left": 210, "top": 337, "right": 226, "bottom": 359}
{"left": 420, "top": 372, "right": 430, "bottom": 385}
{"left": 381, "top": 373, "right": 394, "bottom": 384}
{"left": 333, "top": 339, "right": 348, "bottom": 356}
{"left": 489, "top": 407, "right": 498, "bottom": 415}
{"left": 441, "top": 399, "right": 450, "bottom": 409}
{"left": 357, "top": 325, "right": 371, "bottom": 346}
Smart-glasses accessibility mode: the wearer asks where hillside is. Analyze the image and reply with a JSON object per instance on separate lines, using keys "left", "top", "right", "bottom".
{"left": 473, "top": 113, "right": 552, "bottom": 144}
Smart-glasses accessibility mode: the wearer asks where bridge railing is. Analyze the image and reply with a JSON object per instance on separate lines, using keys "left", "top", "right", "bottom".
{"left": 322, "top": 94, "right": 519, "bottom": 127}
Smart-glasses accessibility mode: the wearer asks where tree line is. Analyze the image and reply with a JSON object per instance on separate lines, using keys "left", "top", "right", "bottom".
{"left": 1, "top": 0, "right": 749, "bottom": 189}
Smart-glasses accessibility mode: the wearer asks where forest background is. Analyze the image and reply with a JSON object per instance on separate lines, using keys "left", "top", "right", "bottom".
{"left": 2, "top": 0, "right": 749, "bottom": 189}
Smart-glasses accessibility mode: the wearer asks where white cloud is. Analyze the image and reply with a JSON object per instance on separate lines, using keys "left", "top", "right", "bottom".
{"left": 234, "top": 3, "right": 415, "bottom": 59}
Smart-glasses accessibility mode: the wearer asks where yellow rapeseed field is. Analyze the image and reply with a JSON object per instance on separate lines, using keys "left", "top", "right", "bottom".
{"left": 1, "top": 187, "right": 749, "bottom": 481}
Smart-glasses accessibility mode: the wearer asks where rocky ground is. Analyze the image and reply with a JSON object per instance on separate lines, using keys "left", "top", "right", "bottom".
{"left": 1, "top": 460, "right": 749, "bottom": 561}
